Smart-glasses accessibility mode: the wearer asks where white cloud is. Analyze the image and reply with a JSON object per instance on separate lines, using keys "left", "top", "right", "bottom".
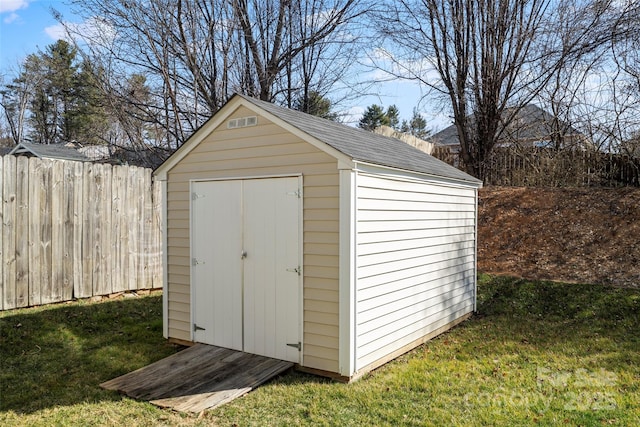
{"left": 3, "top": 12, "right": 19, "bottom": 23}
{"left": 44, "top": 17, "right": 116, "bottom": 46}
{"left": 0, "top": 0, "right": 28, "bottom": 14}
{"left": 44, "top": 22, "right": 66, "bottom": 40}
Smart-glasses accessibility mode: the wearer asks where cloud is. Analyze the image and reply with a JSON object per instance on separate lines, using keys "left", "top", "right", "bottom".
{"left": 44, "top": 22, "right": 66, "bottom": 40}
{"left": 0, "top": 0, "right": 29, "bottom": 14}
{"left": 3, "top": 12, "right": 20, "bottom": 23}
{"left": 44, "top": 17, "right": 116, "bottom": 46}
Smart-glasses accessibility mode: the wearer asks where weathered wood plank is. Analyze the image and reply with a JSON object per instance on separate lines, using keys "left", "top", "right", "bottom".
{"left": 100, "top": 344, "right": 222, "bottom": 394}
{"left": 0, "top": 156, "right": 17, "bottom": 309}
{"left": 141, "top": 169, "right": 152, "bottom": 288}
{"left": 28, "top": 158, "right": 42, "bottom": 306}
{"left": 111, "top": 166, "right": 125, "bottom": 293}
{"left": 51, "top": 160, "right": 65, "bottom": 303}
{"left": 15, "top": 156, "right": 29, "bottom": 307}
{"left": 61, "top": 161, "right": 74, "bottom": 300}
{"left": 154, "top": 355, "right": 293, "bottom": 413}
{"left": 39, "top": 159, "right": 54, "bottom": 305}
{"left": 101, "top": 344, "right": 293, "bottom": 413}
{"left": 101, "top": 163, "right": 113, "bottom": 295}
{"left": 2, "top": 155, "right": 16, "bottom": 309}
{"left": 150, "top": 178, "right": 162, "bottom": 288}
{"left": 72, "top": 161, "right": 85, "bottom": 298}
{"left": 80, "top": 162, "right": 94, "bottom": 299}
{"left": 128, "top": 166, "right": 140, "bottom": 290}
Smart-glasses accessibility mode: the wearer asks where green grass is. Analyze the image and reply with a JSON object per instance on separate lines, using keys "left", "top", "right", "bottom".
{"left": 1, "top": 276, "right": 638, "bottom": 426}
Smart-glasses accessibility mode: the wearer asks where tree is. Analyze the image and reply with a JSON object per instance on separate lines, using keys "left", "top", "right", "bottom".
{"left": 401, "top": 108, "right": 430, "bottom": 139}
{"left": 1, "top": 40, "right": 111, "bottom": 146}
{"left": 62, "top": 0, "right": 366, "bottom": 150}
{"left": 358, "top": 104, "right": 390, "bottom": 130}
{"left": 0, "top": 63, "right": 37, "bottom": 144}
{"left": 375, "top": 0, "right": 618, "bottom": 179}
{"left": 293, "top": 90, "right": 338, "bottom": 120}
{"left": 386, "top": 104, "right": 400, "bottom": 129}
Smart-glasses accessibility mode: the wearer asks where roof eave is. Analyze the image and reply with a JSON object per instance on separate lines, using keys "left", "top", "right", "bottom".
{"left": 353, "top": 160, "right": 483, "bottom": 188}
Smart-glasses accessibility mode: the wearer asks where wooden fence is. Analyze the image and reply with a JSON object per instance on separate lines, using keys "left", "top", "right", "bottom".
{"left": 0, "top": 155, "right": 162, "bottom": 311}
{"left": 434, "top": 147, "right": 640, "bottom": 187}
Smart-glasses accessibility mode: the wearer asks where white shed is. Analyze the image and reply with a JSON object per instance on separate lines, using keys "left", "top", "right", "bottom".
{"left": 154, "top": 94, "right": 482, "bottom": 381}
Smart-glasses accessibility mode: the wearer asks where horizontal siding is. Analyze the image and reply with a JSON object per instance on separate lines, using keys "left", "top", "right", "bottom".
{"left": 355, "top": 173, "right": 477, "bottom": 371}
{"left": 165, "top": 106, "right": 340, "bottom": 372}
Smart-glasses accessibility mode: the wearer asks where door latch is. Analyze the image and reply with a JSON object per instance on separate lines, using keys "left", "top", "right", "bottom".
{"left": 286, "top": 266, "right": 301, "bottom": 275}
{"left": 286, "top": 342, "right": 301, "bottom": 351}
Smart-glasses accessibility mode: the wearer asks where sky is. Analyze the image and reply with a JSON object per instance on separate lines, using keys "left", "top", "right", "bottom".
{"left": 0, "top": 0, "right": 451, "bottom": 131}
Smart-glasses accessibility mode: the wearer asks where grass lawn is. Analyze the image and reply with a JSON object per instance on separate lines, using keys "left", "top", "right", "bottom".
{"left": 1, "top": 275, "right": 638, "bottom": 426}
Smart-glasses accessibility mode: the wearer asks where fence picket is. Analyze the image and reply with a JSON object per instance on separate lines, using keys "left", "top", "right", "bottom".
{"left": 51, "top": 160, "right": 65, "bottom": 303}
{"left": 2, "top": 155, "right": 16, "bottom": 309}
{"left": 15, "top": 156, "right": 29, "bottom": 307}
{"left": 73, "top": 161, "right": 85, "bottom": 298}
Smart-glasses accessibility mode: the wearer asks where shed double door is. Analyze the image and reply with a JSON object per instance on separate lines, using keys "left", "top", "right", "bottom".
{"left": 191, "top": 177, "right": 301, "bottom": 363}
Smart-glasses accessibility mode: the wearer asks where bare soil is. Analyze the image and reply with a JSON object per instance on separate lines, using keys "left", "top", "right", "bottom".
{"left": 478, "top": 186, "right": 640, "bottom": 288}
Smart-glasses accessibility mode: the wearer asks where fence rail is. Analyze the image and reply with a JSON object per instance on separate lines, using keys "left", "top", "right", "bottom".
{"left": 0, "top": 155, "right": 162, "bottom": 311}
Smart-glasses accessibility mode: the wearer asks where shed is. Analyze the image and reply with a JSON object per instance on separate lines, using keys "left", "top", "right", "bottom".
{"left": 9, "top": 142, "right": 89, "bottom": 161}
{"left": 154, "top": 94, "right": 483, "bottom": 381}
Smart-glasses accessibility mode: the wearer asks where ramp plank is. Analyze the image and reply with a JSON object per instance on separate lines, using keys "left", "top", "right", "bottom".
{"left": 100, "top": 344, "right": 293, "bottom": 412}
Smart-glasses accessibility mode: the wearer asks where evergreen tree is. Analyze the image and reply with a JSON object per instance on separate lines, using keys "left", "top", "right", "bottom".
{"left": 70, "top": 61, "right": 108, "bottom": 144}
{"left": 358, "top": 104, "right": 390, "bottom": 131}
{"left": 400, "top": 108, "right": 431, "bottom": 139}
{"left": 46, "top": 40, "right": 78, "bottom": 142}
{"left": 293, "top": 90, "right": 338, "bottom": 121}
{"left": 386, "top": 105, "right": 400, "bottom": 130}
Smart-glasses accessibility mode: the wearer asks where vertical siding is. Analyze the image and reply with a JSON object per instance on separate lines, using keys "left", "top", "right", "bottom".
{"left": 165, "top": 106, "right": 340, "bottom": 372}
{"left": 355, "top": 173, "right": 477, "bottom": 370}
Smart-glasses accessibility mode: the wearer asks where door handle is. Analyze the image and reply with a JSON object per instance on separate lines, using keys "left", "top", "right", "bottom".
{"left": 241, "top": 250, "right": 247, "bottom": 259}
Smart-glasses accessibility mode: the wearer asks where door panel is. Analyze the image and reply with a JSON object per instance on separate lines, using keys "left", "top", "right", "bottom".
{"left": 191, "top": 180, "right": 243, "bottom": 350}
{"left": 191, "top": 177, "right": 301, "bottom": 363}
{"left": 243, "top": 178, "right": 301, "bottom": 362}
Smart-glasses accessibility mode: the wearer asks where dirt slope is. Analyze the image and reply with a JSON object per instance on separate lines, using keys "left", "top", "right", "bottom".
{"left": 478, "top": 187, "right": 640, "bottom": 288}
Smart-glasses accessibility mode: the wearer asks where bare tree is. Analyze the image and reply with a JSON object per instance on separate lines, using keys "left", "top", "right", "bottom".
{"left": 60, "top": 0, "right": 365, "bottom": 151}
{"left": 374, "top": 0, "right": 619, "bottom": 179}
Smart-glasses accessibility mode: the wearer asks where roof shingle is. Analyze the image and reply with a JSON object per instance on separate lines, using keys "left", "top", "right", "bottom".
{"left": 237, "top": 94, "right": 481, "bottom": 184}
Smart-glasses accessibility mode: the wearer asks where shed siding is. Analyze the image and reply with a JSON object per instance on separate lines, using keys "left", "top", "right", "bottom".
{"left": 354, "top": 173, "right": 477, "bottom": 369}
{"left": 166, "top": 106, "right": 340, "bottom": 371}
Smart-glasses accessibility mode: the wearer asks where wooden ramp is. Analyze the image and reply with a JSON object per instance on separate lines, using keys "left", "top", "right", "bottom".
{"left": 100, "top": 344, "right": 293, "bottom": 413}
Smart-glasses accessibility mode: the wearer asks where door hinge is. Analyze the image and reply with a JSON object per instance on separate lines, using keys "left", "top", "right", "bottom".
{"left": 193, "top": 324, "right": 206, "bottom": 332}
{"left": 286, "top": 189, "right": 301, "bottom": 198}
{"left": 192, "top": 192, "right": 204, "bottom": 201}
{"left": 192, "top": 258, "right": 205, "bottom": 266}
{"left": 286, "top": 266, "right": 301, "bottom": 276}
{"left": 286, "top": 342, "right": 301, "bottom": 351}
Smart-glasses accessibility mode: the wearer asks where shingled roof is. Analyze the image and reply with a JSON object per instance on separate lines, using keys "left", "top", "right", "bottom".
{"left": 235, "top": 94, "right": 480, "bottom": 184}
{"left": 429, "top": 104, "right": 585, "bottom": 149}
{"left": 155, "top": 94, "right": 481, "bottom": 184}
{"left": 9, "top": 142, "right": 89, "bottom": 162}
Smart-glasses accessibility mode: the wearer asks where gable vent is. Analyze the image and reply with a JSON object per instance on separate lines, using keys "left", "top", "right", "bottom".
{"left": 227, "top": 116, "right": 258, "bottom": 129}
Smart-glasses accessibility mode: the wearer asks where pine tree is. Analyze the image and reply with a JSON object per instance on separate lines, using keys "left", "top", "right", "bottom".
{"left": 386, "top": 105, "right": 400, "bottom": 130}
{"left": 358, "top": 104, "right": 390, "bottom": 131}
{"left": 400, "top": 108, "right": 431, "bottom": 139}
{"left": 293, "top": 90, "right": 338, "bottom": 121}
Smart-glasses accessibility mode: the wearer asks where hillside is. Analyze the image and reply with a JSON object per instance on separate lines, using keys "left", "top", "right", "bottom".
{"left": 478, "top": 187, "right": 640, "bottom": 288}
